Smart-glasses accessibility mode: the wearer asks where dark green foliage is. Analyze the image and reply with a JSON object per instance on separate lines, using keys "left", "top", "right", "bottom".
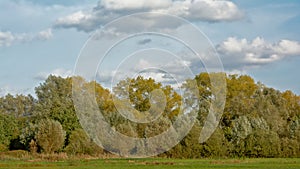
{"left": 0, "top": 113, "right": 19, "bottom": 151}
{"left": 244, "top": 129, "right": 281, "bottom": 157}
{"left": 34, "top": 75, "right": 81, "bottom": 138}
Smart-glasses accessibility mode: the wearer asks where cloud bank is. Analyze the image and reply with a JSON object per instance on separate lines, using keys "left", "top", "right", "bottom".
{"left": 0, "top": 31, "right": 14, "bottom": 47}
{"left": 217, "top": 37, "right": 300, "bottom": 70}
{"left": 0, "top": 29, "right": 53, "bottom": 47}
{"left": 34, "top": 68, "right": 72, "bottom": 81}
{"left": 54, "top": 0, "right": 244, "bottom": 32}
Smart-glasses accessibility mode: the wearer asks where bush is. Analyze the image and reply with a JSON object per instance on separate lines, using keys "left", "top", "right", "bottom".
{"left": 205, "top": 127, "right": 230, "bottom": 157}
{"left": 65, "top": 129, "right": 103, "bottom": 155}
{"left": 35, "top": 119, "right": 66, "bottom": 154}
{"left": 280, "top": 137, "right": 299, "bottom": 157}
{"left": 244, "top": 129, "right": 281, "bottom": 157}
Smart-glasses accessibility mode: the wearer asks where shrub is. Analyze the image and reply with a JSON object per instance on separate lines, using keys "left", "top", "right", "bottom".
{"left": 65, "top": 129, "right": 103, "bottom": 155}
{"left": 35, "top": 119, "right": 66, "bottom": 154}
{"left": 244, "top": 129, "right": 281, "bottom": 157}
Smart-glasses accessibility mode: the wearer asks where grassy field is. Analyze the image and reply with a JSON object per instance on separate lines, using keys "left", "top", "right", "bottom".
{"left": 0, "top": 158, "right": 299, "bottom": 169}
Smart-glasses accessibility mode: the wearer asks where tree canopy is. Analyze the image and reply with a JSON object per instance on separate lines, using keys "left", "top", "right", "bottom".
{"left": 0, "top": 73, "right": 299, "bottom": 158}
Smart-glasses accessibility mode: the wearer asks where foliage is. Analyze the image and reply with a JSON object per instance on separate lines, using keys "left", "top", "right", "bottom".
{"left": 0, "top": 113, "right": 19, "bottom": 152}
{"left": 35, "top": 119, "right": 66, "bottom": 154}
{"left": 244, "top": 129, "right": 281, "bottom": 157}
{"left": 65, "top": 129, "right": 103, "bottom": 155}
{"left": 0, "top": 73, "right": 300, "bottom": 158}
{"left": 34, "top": 75, "right": 81, "bottom": 137}
{"left": 112, "top": 76, "right": 181, "bottom": 138}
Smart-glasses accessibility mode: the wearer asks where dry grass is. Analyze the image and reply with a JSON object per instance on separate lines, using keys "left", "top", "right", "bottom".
{"left": 0, "top": 150, "right": 118, "bottom": 162}
{"left": 0, "top": 150, "right": 31, "bottom": 160}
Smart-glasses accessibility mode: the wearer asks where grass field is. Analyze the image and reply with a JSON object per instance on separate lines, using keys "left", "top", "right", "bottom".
{"left": 0, "top": 158, "right": 299, "bottom": 169}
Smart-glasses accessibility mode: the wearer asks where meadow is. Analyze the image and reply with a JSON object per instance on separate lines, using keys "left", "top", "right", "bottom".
{"left": 0, "top": 158, "right": 299, "bottom": 169}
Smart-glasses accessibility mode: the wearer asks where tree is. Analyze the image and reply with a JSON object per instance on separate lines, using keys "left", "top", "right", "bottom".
{"left": 1, "top": 73, "right": 300, "bottom": 158}
{"left": 254, "top": 87, "right": 288, "bottom": 137}
{"left": 114, "top": 76, "right": 181, "bottom": 119}
{"left": 19, "top": 122, "right": 38, "bottom": 151}
{"left": 112, "top": 76, "right": 181, "bottom": 138}
{"left": 0, "top": 94, "right": 35, "bottom": 150}
{"left": 34, "top": 75, "right": 81, "bottom": 138}
{"left": 0, "top": 113, "right": 18, "bottom": 151}
{"left": 35, "top": 119, "right": 66, "bottom": 153}
{"left": 0, "top": 94, "right": 35, "bottom": 118}
{"left": 194, "top": 73, "right": 212, "bottom": 124}
{"left": 222, "top": 75, "right": 257, "bottom": 139}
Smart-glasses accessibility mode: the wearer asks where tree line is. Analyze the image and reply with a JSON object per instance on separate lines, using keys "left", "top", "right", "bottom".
{"left": 0, "top": 73, "right": 299, "bottom": 158}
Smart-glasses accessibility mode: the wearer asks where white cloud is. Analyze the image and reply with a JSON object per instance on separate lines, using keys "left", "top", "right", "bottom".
{"left": 97, "top": 56, "right": 197, "bottom": 90}
{"left": 155, "top": 0, "right": 244, "bottom": 22}
{"left": 13, "top": 0, "right": 96, "bottom": 7}
{"left": 78, "top": 36, "right": 300, "bottom": 88}
{"left": 97, "top": 70, "right": 117, "bottom": 83}
{"left": 138, "top": 71, "right": 177, "bottom": 84}
{"left": 54, "top": 0, "right": 244, "bottom": 32}
{"left": 0, "top": 28, "right": 53, "bottom": 47}
{"left": 54, "top": 9, "right": 117, "bottom": 32}
{"left": 0, "top": 0, "right": 94, "bottom": 46}
{"left": 54, "top": 11, "right": 93, "bottom": 31}
{"left": 217, "top": 37, "right": 300, "bottom": 69}
{"left": 35, "top": 68, "right": 72, "bottom": 80}
{"left": 274, "top": 40, "right": 300, "bottom": 55}
{"left": 226, "top": 69, "right": 247, "bottom": 75}
{"left": 0, "top": 31, "right": 15, "bottom": 47}
{"left": 100, "top": 0, "right": 172, "bottom": 10}
{"left": 37, "top": 28, "right": 53, "bottom": 40}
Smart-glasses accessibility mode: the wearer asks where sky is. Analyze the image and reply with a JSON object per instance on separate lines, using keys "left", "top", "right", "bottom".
{"left": 0, "top": 0, "right": 300, "bottom": 96}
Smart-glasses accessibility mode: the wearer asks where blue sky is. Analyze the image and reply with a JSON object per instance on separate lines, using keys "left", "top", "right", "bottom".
{"left": 0, "top": 0, "right": 300, "bottom": 96}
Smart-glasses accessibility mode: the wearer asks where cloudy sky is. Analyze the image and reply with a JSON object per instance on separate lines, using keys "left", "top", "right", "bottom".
{"left": 1, "top": 0, "right": 300, "bottom": 96}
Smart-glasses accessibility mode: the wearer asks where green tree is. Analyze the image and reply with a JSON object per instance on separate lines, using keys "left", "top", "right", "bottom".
{"left": 0, "top": 94, "right": 35, "bottom": 118}
{"left": 34, "top": 75, "right": 81, "bottom": 138}
{"left": 0, "top": 113, "right": 18, "bottom": 151}
{"left": 254, "top": 87, "right": 288, "bottom": 137}
{"left": 0, "top": 94, "right": 35, "bottom": 150}
{"left": 19, "top": 122, "right": 38, "bottom": 151}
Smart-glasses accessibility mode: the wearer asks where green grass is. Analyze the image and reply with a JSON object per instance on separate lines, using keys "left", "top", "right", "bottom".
{"left": 0, "top": 158, "right": 299, "bottom": 169}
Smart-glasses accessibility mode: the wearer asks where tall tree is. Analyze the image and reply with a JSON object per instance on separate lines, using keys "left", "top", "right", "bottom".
{"left": 34, "top": 75, "right": 80, "bottom": 137}
{"left": 112, "top": 76, "right": 181, "bottom": 138}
